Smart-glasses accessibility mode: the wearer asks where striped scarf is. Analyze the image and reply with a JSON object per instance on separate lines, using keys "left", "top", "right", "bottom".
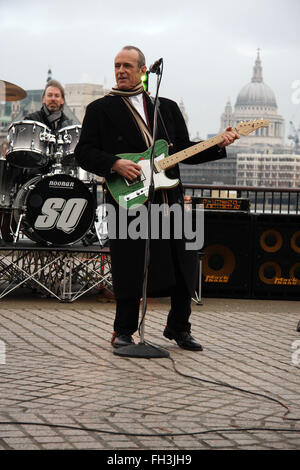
{"left": 108, "top": 83, "right": 153, "bottom": 147}
{"left": 42, "top": 104, "right": 62, "bottom": 130}
{"left": 108, "top": 82, "right": 144, "bottom": 97}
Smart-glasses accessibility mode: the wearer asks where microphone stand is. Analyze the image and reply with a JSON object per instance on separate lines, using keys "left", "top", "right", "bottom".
{"left": 114, "top": 61, "right": 169, "bottom": 359}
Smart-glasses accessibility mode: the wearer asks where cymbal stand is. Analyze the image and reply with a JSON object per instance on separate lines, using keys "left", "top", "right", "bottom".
{"left": 13, "top": 212, "right": 25, "bottom": 243}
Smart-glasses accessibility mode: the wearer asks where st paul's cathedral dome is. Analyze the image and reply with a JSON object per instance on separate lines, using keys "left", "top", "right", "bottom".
{"left": 220, "top": 49, "right": 284, "bottom": 148}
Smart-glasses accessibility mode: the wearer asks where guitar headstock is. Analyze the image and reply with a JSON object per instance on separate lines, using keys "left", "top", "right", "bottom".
{"left": 235, "top": 119, "right": 270, "bottom": 136}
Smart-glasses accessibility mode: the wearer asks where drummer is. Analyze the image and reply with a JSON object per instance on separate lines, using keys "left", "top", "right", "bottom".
{"left": 23, "top": 79, "right": 74, "bottom": 177}
{"left": 25, "top": 79, "right": 72, "bottom": 132}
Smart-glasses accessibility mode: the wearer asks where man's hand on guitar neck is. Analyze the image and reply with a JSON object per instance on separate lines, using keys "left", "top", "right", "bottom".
{"left": 112, "top": 158, "right": 142, "bottom": 181}
{"left": 218, "top": 126, "right": 240, "bottom": 148}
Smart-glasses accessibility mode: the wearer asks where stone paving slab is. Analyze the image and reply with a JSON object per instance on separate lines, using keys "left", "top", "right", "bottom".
{"left": 0, "top": 291, "right": 300, "bottom": 451}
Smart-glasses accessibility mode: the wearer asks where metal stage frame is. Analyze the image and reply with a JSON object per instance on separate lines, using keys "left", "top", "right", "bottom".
{"left": 0, "top": 240, "right": 112, "bottom": 302}
{"left": 0, "top": 240, "right": 203, "bottom": 305}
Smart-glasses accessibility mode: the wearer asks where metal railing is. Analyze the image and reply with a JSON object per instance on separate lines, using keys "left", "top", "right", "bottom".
{"left": 183, "top": 183, "right": 300, "bottom": 215}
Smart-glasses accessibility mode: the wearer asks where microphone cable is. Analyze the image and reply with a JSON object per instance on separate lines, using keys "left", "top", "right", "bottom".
{"left": 141, "top": 338, "right": 299, "bottom": 424}
{"left": 0, "top": 344, "right": 300, "bottom": 439}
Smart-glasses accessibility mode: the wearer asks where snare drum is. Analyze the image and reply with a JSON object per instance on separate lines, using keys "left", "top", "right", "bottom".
{"left": 6, "top": 120, "right": 52, "bottom": 169}
{"left": 58, "top": 125, "right": 81, "bottom": 167}
{"left": 13, "top": 173, "right": 95, "bottom": 246}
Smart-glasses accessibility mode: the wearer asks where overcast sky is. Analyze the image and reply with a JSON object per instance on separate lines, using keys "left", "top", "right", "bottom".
{"left": 1, "top": 0, "right": 300, "bottom": 140}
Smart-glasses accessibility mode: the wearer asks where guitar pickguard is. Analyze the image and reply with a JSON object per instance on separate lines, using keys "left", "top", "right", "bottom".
{"left": 106, "top": 140, "right": 179, "bottom": 209}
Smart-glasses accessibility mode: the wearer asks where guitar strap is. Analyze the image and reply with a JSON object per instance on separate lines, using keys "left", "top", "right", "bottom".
{"left": 149, "top": 96, "right": 173, "bottom": 149}
{"left": 121, "top": 97, "right": 153, "bottom": 148}
{"left": 108, "top": 84, "right": 173, "bottom": 148}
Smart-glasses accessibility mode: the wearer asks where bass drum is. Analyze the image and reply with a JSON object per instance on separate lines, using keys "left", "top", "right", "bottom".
{"left": 13, "top": 174, "right": 95, "bottom": 246}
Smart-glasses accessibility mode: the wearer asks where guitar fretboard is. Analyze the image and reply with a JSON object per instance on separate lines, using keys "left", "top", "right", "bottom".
{"left": 158, "top": 132, "right": 227, "bottom": 171}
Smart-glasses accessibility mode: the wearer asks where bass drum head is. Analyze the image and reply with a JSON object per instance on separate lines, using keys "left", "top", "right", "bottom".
{"left": 14, "top": 174, "right": 95, "bottom": 246}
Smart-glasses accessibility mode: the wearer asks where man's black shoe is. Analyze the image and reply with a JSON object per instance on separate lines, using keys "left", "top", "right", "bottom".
{"left": 163, "top": 327, "right": 203, "bottom": 351}
{"left": 111, "top": 332, "right": 135, "bottom": 349}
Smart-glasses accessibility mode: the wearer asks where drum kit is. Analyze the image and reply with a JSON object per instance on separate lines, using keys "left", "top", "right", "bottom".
{"left": 0, "top": 80, "right": 99, "bottom": 247}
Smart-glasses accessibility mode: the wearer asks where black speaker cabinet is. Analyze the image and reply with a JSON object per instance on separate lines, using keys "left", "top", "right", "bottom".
{"left": 202, "top": 211, "right": 253, "bottom": 298}
{"left": 252, "top": 214, "right": 300, "bottom": 299}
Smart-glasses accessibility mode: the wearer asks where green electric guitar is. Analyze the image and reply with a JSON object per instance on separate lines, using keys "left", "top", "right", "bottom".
{"left": 105, "top": 119, "right": 269, "bottom": 209}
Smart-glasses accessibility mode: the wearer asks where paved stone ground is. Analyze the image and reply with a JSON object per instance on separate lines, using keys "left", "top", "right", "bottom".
{"left": 0, "top": 289, "right": 300, "bottom": 451}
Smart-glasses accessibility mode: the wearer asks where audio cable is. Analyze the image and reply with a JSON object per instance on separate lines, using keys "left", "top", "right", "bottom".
{"left": 0, "top": 345, "right": 299, "bottom": 439}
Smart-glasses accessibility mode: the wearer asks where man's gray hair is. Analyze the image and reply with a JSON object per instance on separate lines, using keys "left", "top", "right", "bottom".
{"left": 122, "top": 45, "right": 146, "bottom": 68}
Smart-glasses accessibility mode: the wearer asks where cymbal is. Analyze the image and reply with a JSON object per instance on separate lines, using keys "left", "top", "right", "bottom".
{"left": 0, "top": 80, "right": 27, "bottom": 101}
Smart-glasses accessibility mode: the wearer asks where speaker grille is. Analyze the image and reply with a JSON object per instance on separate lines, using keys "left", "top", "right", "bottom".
{"left": 202, "top": 212, "right": 252, "bottom": 298}
{"left": 252, "top": 214, "right": 300, "bottom": 299}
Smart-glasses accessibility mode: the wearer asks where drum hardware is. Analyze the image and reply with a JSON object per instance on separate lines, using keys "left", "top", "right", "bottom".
{"left": 12, "top": 212, "right": 25, "bottom": 244}
{"left": 11, "top": 177, "right": 33, "bottom": 244}
{"left": 62, "top": 132, "right": 72, "bottom": 145}
{"left": 39, "top": 128, "right": 56, "bottom": 145}
{"left": 81, "top": 227, "right": 99, "bottom": 246}
{"left": 50, "top": 142, "right": 65, "bottom": 175}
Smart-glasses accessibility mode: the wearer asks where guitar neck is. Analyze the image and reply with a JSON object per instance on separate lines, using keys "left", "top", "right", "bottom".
{"left": 158, "top": 132, "right": 227, "bottom": 171}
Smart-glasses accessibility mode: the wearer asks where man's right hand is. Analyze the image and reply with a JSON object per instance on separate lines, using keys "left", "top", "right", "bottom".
{"left": 112, "top": 159, "right": 141, "bottom": 181}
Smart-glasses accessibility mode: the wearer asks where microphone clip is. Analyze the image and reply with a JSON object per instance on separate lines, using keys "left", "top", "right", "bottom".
{"left": 149, "top": 58, "right": 163, "bottom": 74}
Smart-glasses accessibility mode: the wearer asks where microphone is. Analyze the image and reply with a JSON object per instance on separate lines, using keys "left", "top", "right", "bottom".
{"left": 149, "top": 58, "right": 163, "bottom": 74}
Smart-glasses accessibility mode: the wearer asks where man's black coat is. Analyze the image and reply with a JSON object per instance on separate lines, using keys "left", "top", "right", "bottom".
{"left": 25, "top": 108, "right": 72, "bottom": 132}
{"left": 75, "top": 92, "right": 226, "bottom": 299}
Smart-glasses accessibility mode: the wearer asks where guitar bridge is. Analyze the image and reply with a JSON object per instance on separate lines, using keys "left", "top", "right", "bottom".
{"left": 124, "top": 186, "right": 149, "bottom": 202}
{"left": 124, "top": 170, "right": 146, "bottom": 187}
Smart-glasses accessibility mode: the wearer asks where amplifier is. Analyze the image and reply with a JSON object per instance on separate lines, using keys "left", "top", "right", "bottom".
{"left": 251, "top": 214, "right": 300, "bottom": 300}
{"left": 201, "top": 211, "right": 253, "bottom": 298}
